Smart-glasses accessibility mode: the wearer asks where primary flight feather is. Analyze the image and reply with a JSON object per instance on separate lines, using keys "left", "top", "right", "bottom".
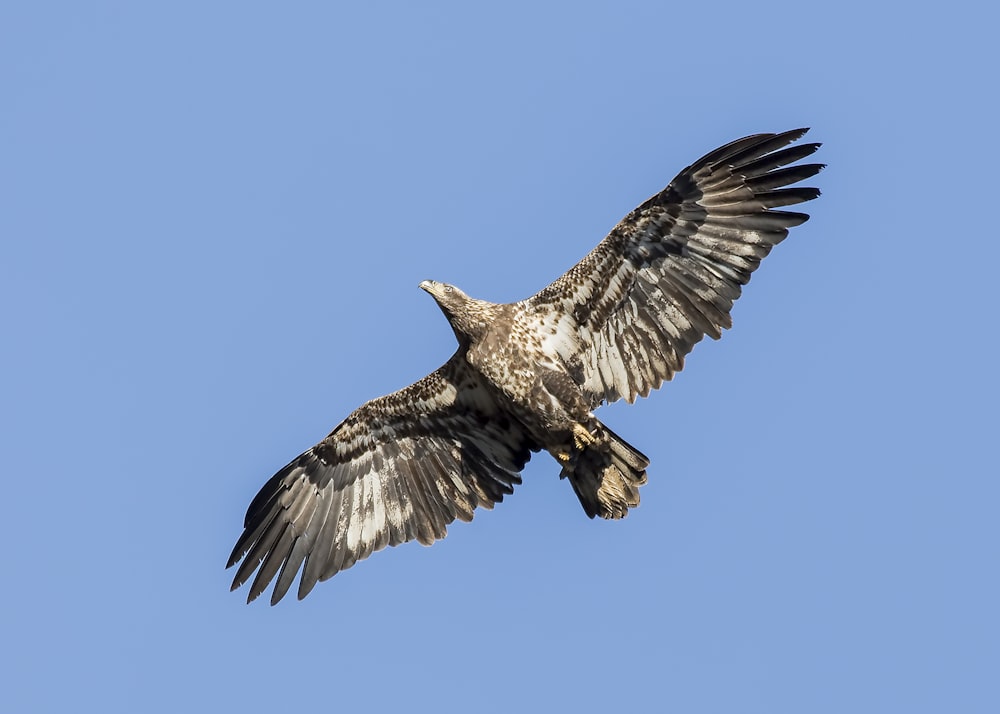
{"left": 228, "top": 128, "right": 824, "bottom": 604}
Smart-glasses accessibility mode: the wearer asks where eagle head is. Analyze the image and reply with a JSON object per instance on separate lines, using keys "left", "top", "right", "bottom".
{"left": 419, "top": 280, "right": 489, "bottom": 342}
{"left": 419, "top": 280, "right": 468, "bottom": 307}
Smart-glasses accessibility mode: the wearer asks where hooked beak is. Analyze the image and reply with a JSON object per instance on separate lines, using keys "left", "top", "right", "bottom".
{"left": 419, "top": 280, "right": 435, "bottom": 294}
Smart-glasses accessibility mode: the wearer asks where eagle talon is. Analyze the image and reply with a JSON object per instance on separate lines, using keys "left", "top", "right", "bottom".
{"left": 572, "top": 423, "right": 596, "bottom": 450}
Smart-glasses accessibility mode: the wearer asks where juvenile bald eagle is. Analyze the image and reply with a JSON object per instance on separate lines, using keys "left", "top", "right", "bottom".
{"left": 228, "top": 128, "right": 823, "bottom": 604}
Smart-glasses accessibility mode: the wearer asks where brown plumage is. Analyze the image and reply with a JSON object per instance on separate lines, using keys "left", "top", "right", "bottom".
{"left": 228, "top": 128, "right": 824, "bottom": 603}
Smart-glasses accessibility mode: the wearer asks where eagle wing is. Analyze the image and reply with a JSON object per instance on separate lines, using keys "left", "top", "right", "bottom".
{"left": 227, "top": 355, "right": 537, "bottom": 604}
{"left": 525, "top": 128, "right": 823, "bottom": 408}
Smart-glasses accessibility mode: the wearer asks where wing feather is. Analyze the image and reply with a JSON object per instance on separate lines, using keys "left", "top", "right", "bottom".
{"left": 526, "top": 128, "right": 823, "bottom": 407}
{"left": 227, "top": 355, "right": 537, "bottom": 604}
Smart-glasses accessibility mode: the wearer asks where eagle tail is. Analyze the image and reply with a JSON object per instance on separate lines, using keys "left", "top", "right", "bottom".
{"left": 565, "top": 423, "right": 650, "bottom": 519}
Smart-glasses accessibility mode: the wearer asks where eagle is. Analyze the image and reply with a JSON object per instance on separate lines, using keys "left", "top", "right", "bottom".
{"left": 228, "top": 128, "right": 823, "bottom": 604}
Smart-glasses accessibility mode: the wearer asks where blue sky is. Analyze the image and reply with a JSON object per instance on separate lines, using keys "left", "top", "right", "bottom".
{"left": 3, "top": 2, "right": 998, "bottom": 712}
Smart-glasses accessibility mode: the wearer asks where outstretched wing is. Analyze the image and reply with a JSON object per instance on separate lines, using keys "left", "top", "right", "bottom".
{"left": 525, "top": 128, "right": 823, "bottom": 408}
{"left": 227, "top": 355, "right": 537, "bottom": 604}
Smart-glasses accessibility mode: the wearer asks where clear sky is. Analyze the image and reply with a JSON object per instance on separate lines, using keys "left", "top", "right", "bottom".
{"left": 3, "top": 2, "right": 998, "bottom": 712}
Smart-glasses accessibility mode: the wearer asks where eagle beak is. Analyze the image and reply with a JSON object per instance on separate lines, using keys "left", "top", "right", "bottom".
{"left": 419, "top": 280, "right": 435, "bottom": 293}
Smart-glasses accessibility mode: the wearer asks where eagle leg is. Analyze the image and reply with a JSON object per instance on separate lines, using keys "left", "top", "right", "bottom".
{"left": 572, "top": 423, "right": 596, "bottom": 450}
{"left": 550, "top": 424, "right": 597, "bottom": 468}
{"left": 553, "top": 424, "right": 596, "bottom": 471}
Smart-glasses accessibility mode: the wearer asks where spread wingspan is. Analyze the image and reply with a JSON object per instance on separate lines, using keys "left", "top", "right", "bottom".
{"left": 229, "top": 128, "right": 823, "bottom": 603}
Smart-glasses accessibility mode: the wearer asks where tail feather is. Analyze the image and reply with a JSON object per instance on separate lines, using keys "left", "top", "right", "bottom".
{"left": 565, "top": 424, "right": 649, "bottom": 519}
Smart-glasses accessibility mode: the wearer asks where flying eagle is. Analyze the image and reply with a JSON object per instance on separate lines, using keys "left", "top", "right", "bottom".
{"left": 228, "top": 128, "right": 823, "bottom": 604}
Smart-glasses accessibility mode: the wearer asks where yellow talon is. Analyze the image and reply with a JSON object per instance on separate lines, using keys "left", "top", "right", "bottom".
{"left": 572, "top": 423, "right": 595, "bottom": 449}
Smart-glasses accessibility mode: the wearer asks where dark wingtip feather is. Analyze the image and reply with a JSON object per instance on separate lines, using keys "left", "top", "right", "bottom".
{"left": 772, "top": 210, "right": 812, "bottom": 227}
{"left": 775, "top": 127, "right": 810, "bottom": 145}
{"left": 226, "top": 542, "right": 245, "bottom": 571}
{"left": 722, "top": 128, "right": 811, "bottom": 170}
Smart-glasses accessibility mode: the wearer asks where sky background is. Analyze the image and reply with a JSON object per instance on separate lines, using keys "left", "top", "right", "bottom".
{"left": 3, "top": 2, "right": 998, "bottom": 712}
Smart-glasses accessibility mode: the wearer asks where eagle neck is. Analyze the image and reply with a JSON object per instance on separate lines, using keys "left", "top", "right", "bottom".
{"left": 442, "top": 296, "right": 495, "bottom": 346}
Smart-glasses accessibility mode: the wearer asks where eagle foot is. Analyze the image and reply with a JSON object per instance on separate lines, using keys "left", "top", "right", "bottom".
{"left": 572, "top": 423, "right": 596, "bottom": 450}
